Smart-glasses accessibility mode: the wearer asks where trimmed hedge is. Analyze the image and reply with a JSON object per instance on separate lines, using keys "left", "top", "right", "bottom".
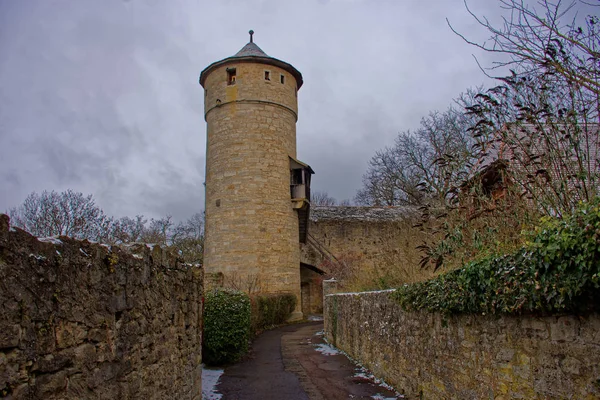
{"left": 393, "top": 200, "right": 600, "bottom": 315}
{"left": 203, "top": 291, "right": 297, "bottom": 365}
{"left": 203, "top": 289, "right": 251, "bottom": 365}
{"left": 250, "top": 293, "right": 296, "bottom": 332}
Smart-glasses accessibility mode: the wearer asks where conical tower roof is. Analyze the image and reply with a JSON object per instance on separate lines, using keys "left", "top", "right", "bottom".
{"left": 200, "top": 30, "right": 303, "bottom": 89}
{"left": 233, "top": 42, "right": 269, "bottom": 58}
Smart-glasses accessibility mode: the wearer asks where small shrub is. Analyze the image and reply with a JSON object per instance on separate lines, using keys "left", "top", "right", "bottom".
{"left": 250, "top": 293, "right": 296, "bottom": 333}
{"left": 393, "top": 199, "right": 600, "bottom": 315}
{"left": 203, "top": 289, "right": 251, "bottom": 366}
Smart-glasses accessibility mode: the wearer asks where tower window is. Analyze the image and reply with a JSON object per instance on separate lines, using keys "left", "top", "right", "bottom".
{"left": 280, "top": 74, "right": 285, "bottom": 84}
{"left": 264, "top": 70, "right": 271, "bottom": 81}
{"left": 227, "top": 68, "right": 236, "bottom": 85}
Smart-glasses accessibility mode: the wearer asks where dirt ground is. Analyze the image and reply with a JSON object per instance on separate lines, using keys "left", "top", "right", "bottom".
{"left": 215, "top": 321, "right": 401, "bottom": 400}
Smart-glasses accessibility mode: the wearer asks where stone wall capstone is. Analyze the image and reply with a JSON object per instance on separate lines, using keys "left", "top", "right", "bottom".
{"left": 325, "top": 289, "right": 600, "bottom": 399}
{"left": 0, "top": 214, "right": 203, "bottom": 399}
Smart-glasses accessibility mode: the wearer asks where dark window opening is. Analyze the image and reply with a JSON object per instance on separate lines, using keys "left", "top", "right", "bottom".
{"left": 291, "top": 169, "right": 304, "bottom": 186}
{"left": 227, "top": 68, "right": 236, "bottom": 85}
{"left": 264, "top": 71, "right": 271, "bottom": 81}
{"left": 280, "top": 74, "right": 285, "bottom": 84}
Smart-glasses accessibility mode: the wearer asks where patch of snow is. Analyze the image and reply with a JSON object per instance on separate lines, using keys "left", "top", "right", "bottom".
{"left": 9, "top": 226, "right": 17, "bottom": 232}
{"left": 79, "top": 248, "right": 90, "bottom": 257}
{"left": 29, "top": 254, "right": 46, "bottom": 261}
{"left": 38, "top": 237, "right": 63, "bottom": 245}
{"left": 310, "top": 206, "right": 417, "bottom": 222}
{"left": 202, "top": 366, "right": 224, "bottom": 400}
{"left": 354, "top": 366, "right": 402, "bottom": 398}
{"left": 320, "top": 337, "right": 403, "bottom": 398}
{"left": 132, "top": 254, "right": 143, "bottom": 259}
{"left": 313, "top": 343, "right": 341, "bottom": 356}
{"left": 307, "top": 315, "right": 323, "bottom": 321}
{"left": 315, "top": 330, "right": 324, "bottom": 337}
{"left": 326, "top": 289, "right": 397, "bottom": 297}
{"left": 183, "top": 262, "right": 202, "bottom": 267}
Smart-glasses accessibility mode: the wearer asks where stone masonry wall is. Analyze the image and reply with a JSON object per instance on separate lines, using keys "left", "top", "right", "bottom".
{"left": 0, "top": 215, "right": 203, "bottom": 399}
{"left": 325, "top": 290, "right": 600, "bottom": 399}
{"left": 202, "top": 59, "right": 302, "bottom": 317}
{"left": 302, "top": 207, "right": 422, "bottom": 282}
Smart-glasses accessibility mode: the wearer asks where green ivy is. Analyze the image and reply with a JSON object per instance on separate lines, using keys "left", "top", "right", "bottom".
{"left": 250, "top": 293, "right": 296, "bottom": 332}
{"left": 393, "top": 199, "right": 600, "bottom": 315}
{"left": 203, "top": 289, "right": 251, "bottom": 366}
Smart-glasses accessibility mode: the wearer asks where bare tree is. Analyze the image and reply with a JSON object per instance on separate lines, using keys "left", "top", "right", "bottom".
{"left": 449, "top": 0, "right": 600, "bottom": 99}
{"left": 453, "top": 0, "right": 600, "bottom": 215}
{"left": 140, "top": 216, "right": 174, "bottom": 246}
{"left": 355, "top": 93, "right": 478, "bottom": 206}
{"left": 8, "top": 189, "right": 205, "bottom": 265}
{"left": 8, "top": 190, "right": 111, "bottom": 240}
{"left": 171, "top": 213, "right": 205, "bottom": 264}
{"left": 311, "top": 191, "right": 338, "bottom": 206}
{"left": 355, "top": 142, "right": 425, "bottom": 206}
{"left": 416, "top": 0, "right": 600, "bottom": 272}
{"left": 110, "top": 215, "right": 147, "bottom": 243}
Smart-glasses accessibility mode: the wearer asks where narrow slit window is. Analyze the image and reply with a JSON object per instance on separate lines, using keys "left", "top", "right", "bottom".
{"left": 280, "top": 74, "right": 285, "bottom": 84}
{"left": 227, "top": 68, "right": 236, "bottom": 85}
{"left": 264, "top": 70, "right": 271, "bottom": 81}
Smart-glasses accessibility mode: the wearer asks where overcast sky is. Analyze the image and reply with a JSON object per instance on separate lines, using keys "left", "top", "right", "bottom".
{"left": 0, "top": 0, "right": 519, "bottom": 220}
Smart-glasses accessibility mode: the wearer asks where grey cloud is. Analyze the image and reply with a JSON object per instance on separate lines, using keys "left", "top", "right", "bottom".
{"left": 1, "top": 0, "right": 534, "bottom": 219}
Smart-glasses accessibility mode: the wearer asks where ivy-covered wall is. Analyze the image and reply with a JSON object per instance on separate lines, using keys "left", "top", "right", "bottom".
{"left": 0, "top": 215, "right": 203, "bottom": 399}
{"left": 325, "top": 290, "right": 600, "bottom": 399}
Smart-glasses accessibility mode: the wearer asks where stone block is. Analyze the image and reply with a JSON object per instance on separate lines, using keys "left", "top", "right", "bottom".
{"left": 34, "top": 370, "right": 68, "bottom": 398}
{"left": 560, "top": 356, "right": 582, "bottom": 375}
{"left": 0, "top": 325, "right": 20, "bottom": 349}
{"left": 55, "top": 321, "right": 87, "bottom": 349}
{"left": 33, "top": 353, "right": 73, "bottom": 373}
{"left": 550, "top": 316, "right": 578, "bottom": 342}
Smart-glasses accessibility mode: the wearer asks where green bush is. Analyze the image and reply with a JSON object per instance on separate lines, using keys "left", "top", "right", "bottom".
{"left": 250, "top": 293, "right": 296, "bottom": 332}
{"left": 393, "top": 200, "right": 600, "bottom": 315}
{"left": 203, "top": 289, "right": 251, "bottom": 365}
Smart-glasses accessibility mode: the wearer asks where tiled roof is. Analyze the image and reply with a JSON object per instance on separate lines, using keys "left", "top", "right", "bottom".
{"left": 467, "top": 123, "right": 600, "bottom": 198}
{"left": 233, "top": 42, "right": 269, "bottom": 58}
{"left": 473, "top": 123, "right": 599, "bottom": 174}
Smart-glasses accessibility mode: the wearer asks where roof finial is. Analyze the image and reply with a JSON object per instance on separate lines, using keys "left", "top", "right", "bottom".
{"left": 249, "top": 30, "right": 254, "bottom": 43}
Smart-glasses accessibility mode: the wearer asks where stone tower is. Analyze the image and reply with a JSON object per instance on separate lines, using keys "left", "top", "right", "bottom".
{"left": 200, "top": 31, "right": 312, "bottom": 320}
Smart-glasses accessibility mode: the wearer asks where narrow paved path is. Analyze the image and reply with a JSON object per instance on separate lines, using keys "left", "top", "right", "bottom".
{"left": 215, "top": 321, "right": 400, "bottom": 400}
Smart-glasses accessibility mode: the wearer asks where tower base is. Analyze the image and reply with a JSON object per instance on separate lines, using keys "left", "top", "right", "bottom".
{"left": 287, "top": 310, "right": 304, "bottom": 322}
